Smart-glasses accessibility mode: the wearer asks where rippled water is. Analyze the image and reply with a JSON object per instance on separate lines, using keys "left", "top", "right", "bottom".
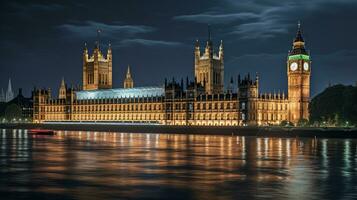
{"left": 0, "top": 129, "right": 356, "bottom": 200}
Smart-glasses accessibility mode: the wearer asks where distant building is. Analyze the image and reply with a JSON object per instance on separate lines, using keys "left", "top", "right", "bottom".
{"left": 0, "top": 78, "right": 14, "bottom": 103}
{"left": 0, "top": 88, "right": 33, "bottom": 121}
{"left": 9, "top": 88, "right": 33, "bottom": 120}
{"left": 33, "top": 23, "right": 311, "bottom": 126}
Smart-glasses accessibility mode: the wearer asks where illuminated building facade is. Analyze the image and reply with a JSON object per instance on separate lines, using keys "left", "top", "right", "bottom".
{"left": 33, "top": 24, "right": 310, "bottom": 126}
{"left": 194, "top": 28, "right": 224, "bottom": 94}
{"left": 82, "top": 42, "right": 112, "bottom": 90}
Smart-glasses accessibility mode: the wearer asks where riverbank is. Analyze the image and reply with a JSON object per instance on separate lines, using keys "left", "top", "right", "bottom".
{"left": 0, "top": 123, "right": 356, "bottom": 138}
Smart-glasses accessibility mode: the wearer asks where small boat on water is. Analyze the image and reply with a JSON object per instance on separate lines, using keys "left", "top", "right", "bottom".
{"left": 28, "top": 129, "right": 56, "bottom": 136}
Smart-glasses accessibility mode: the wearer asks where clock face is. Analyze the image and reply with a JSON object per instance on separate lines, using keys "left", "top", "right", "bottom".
{"left": 303, "top": 62, "right": 309, "bottom": 71}
{"left": 290, "top": 62, "right": 298, "bottom": 71}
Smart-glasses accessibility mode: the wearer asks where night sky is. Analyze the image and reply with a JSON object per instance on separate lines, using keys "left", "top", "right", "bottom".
{"left": 1, "top": 0, "right": 356, "bottom": 97}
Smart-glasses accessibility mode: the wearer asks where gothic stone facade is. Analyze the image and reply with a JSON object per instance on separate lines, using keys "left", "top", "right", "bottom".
{"left": 33, "top": 25, "right": 310, "bottom": 126}
{"left": 82, "top": 43, "right": 112, "bottom": 90}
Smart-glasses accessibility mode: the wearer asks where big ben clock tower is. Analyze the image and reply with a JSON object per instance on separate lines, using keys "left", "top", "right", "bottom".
{"left": 287, "top": 22, "right": 311, "bottom": 124}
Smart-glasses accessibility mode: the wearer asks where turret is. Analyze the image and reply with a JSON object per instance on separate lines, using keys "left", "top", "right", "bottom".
{"left": 194, "top": 40, "right": 200, "bottom": 67}
{"left": 204, "top": 25, "right": 213, "bottom": 58}
{"left": 219, "top": 40, "right": 224, "bottom": 60}
{"left": 238, "top": 73, "right": 258, "bottom": 98}
{"left": 123, "top": 65, "right": 134, "bottom": 89}
{"left": 194, "top": 26, "right": 224, "bottom": 94}
{"left": 82, "top": 32, "right": 113, "bottom": 90}
{"left": 59, "top": 77, "right": 67, "bottom": 99}
{"left": 227, "top": 76, "right": 234, "bottom": 93}
{"left": 107, "top": 43, "right": 112, "bottom": 60}
{"left": 83, "top": 42, "right": 88, "bottom": 61}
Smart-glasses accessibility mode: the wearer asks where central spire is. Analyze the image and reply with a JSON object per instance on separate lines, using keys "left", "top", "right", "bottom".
{"left": 289, "top": 21, "right": 308, "bottom": 56}
{"left": 294, "top": 21, "right": 304, "bottom": 43}
{"left": 124, "top": 65, "right": 134, "bottom": 89}
{"left": 126, "top": 65, "right": 132, "bottom": 78}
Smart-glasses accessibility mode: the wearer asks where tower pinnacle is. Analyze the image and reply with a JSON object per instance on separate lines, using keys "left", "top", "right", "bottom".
{"left": 126, "top": 65, "right": 131, "bottom": 78}
{"left": 124, "top": 65, "right": 134, "bottom": 89}
{"left": 59, "top": 77, "right": 67, "bottom": 99}
{"left": 294, "top": 21, "right": 304, "bottom": 43}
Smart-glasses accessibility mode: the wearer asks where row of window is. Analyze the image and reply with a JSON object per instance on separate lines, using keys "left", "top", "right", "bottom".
{"left": 44, "top": 103, "right": 163, "bottom": 112}
{"left": 249, "top": 102, "right": 288, "bottom": 111}
{"left": 171, "top": 113, "right": 238, "bottom": 120}
{"left": 71, "top": 114, "right": 162, "bottom": 121}
{"left": 169, "top": 102, "right": 237, "bottom": 110}
{"left": 74, "top": 98, "right": 162, "bottom": 104}
{"left": 41, "top": 103, "right": 287, "bottom": 116}
{"left": 44, "top": 113, "right": 239, "bottom": 121}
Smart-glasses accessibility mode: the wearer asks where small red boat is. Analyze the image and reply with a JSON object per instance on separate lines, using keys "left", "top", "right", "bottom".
{"left": 28, "top": 129, "right": 56, "bottom": 135}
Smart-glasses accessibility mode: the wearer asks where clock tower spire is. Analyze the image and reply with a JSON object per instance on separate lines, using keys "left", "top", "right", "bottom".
{"left": 287, "top": 22, "right": 311, "bottom": 124}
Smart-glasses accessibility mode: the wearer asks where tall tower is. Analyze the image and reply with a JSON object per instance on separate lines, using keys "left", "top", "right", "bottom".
{"left": 287, "top": 22, "right": 311, "bottom": 124}
{"left": 82, "top": 40, "right": 113, "bottom": 91}
{"left": 194, "top": 26, "right": 224, "bottom": 94}
{"left": 58, "top": 77, "right": 67, "bottom": 99}
{"left": 6, "top": 78, "right": 14, "bottom": 102}
{"left": 123, "top": 65, "right": 134, "bottom": 89}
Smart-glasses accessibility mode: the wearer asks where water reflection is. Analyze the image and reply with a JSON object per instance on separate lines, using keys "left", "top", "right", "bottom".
{"left": 0, "top": 129, "right": 356, "bottom": 200}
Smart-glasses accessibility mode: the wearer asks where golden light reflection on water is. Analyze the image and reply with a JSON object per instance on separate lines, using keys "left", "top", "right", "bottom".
{"left": 0, "top": 129, "right": 357, "bottom": 200}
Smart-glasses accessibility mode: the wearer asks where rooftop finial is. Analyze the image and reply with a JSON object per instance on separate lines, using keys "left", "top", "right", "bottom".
{"left": 298, "top": 20, "right": 301, "bottom": 29}
{"left": 61, "top": 77, "right": 65, "bottom": 87}
{"left": 126, "top": 65, "right": 131, "bottom": 77}
{"left": 84, "top": 42, "right": 88, "bottom": 52}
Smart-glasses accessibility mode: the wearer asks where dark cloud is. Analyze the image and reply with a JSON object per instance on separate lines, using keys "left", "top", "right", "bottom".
{"left": 6, "top": 2, "right": 65, "bottom": 19}
{"left": 10, "top": 2, "right": 65, "bottom": 12}
{"left": 174, "top": 12, "right": 259, "bottom": 24}
{"left": 28, "top": 3, "right": 64, "bottom": 11}
{"left": 174, "top": 0, "right": 357, "bottom": 40}
{"left": 57, "top": 21, "right": 155, "bottom": 39}
{"left": 0, "top": 0, "right": 356, "bottom": 97}
{"left": 118, "top": 39, "right": 182, "bottom": 47}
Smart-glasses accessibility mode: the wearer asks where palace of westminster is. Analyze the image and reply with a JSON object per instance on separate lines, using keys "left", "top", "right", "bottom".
{"left": 33, "top": 24, "right": 311, "bottom": 126}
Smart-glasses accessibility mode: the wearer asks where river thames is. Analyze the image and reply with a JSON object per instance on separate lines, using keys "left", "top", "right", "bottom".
{"left": 0, "top": 129, "right": 356, "bottom": 200}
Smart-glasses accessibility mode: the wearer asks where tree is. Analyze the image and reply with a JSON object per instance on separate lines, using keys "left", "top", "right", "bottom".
{"left": 4, "top": 104, "right": 22, "bottom": 121}
{"left": 310, "top": 84, "right": 357, "bottom": 126}
{"left": 297, "top": 118, "right": 309, "bottom": 127}
{"left": 280, "top": 120, "right": 294, "bottom": 127}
